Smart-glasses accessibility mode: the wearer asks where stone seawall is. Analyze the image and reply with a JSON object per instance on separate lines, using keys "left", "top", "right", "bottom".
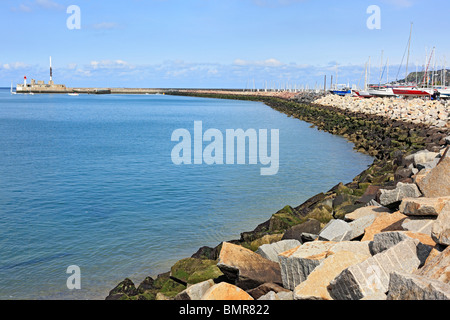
{"left": 106, "top": 92, "right": 450, "bottom": 301}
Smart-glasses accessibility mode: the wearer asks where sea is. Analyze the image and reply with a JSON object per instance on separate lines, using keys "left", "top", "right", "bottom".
{"left": 0, "top": 89, "right": 373, "bottom": 299}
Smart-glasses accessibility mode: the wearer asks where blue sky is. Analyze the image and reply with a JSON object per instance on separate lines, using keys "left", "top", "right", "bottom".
{"left": 1, "top": 0, "right": 449, "bottom": 88}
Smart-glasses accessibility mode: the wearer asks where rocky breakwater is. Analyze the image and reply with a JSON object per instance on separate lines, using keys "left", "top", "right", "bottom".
{"left": 106, "top": 94, "right": 450, "bottom": 301}
{"left": 314, "top": 95, "right": 449, "bottom": 128}
{"left": 106, "top": 145, "right": 450, "bottom": 300}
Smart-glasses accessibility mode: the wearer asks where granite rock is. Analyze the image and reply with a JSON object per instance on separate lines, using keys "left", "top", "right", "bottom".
{"left": 256, "top": 239, "right": 301, "bottom": 263}
{"left": 201, "top": 282, "right": 254, "bottom": 300}
{"left": 217, "top": 242, "right": 282, "bottom": 290}
{"left": 328, "top": 239, "right": 423, "bottom": 300}
{"left": 387, "top": 272, "right": 450, "bottom": 300}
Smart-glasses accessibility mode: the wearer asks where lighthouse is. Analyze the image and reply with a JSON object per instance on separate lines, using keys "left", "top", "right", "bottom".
{"left": 24, "top": 76, "right": 27, "bottom": 86}
{"left": 49, "top": 56, "right": 53, "bottom": 85}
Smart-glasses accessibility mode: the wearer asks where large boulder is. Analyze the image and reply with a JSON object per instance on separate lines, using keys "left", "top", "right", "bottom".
{"left": 348, "top": 213, "right": 378, "bottom": 240}
{"left": 431, "top": 202, "right": 450, "bottom": 246}
{"left": 294, "top": 250, "right": 370, "bottom": 300}
{"left": 170, "top": 258, "right": 223, "bottom": 285}
{"left": 282, "top": 218, "right": 322, "bottom": 242}
{"left": 217, "top": 242, "right": 282, "bottom": 290}
{"left": 344, "top": 206, "right": 391, "bottom": 221}
{"left": 387, "top": 272, "right": 450, "bottom": 300}
{"left": 356, "top": 185, "right": 382, "bottom": 204}
{"left": 257, "top": 290, "right": 294, "bottom": 300}
{"left": 278, "top": 241, "right": 371, "bottom": 291}
{"left": 369, "top": 231, "right": 434, "bottom": 265}
{"left": 399, "top": 196, "right": 450, "bottom": 216}
{"left": 401, "top": 216, "right": 436, "bottom": 236}
{"left": 377, "top": 182, "right": 422, "bottom": 207}
{"left": 174, "top": 279, "right": 215, "bottom": 300}
{"left": 361, "top": 211, "right": 407, "bottom": 241}
{"left": 246, "top": 282, "right": 291, "bottom": 300}
{"left": 279, "top": 241, "right": 335, "bottom": 290}
{"left": 408, "top": 150, "right": 439, "bottom": 167}
{"left": 416, "top": 155, "right": 450, "bottom": 198}
{"left": 318, "top": 219, "right": 352, "bottom": 241}
{"left": 415, "top": 246, "right": 450, "bottom": 284}
{"left": 328, "top": 239, "right": 423, "bottom": 300}
{"left": 106, "top": 278, "right": 138, "bottom": 300}
{"left": 256, "top": 239, "right": 301, "bottom": 263}
{"left": 201, "top": 282, "right": 254, "bottom": 300}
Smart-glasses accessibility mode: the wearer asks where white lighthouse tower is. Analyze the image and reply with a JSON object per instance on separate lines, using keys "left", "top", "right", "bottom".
{"left": 24, "top": 76, "right": 27, "bottom": 86}
{"left": 49, "top": 56, "right": 54, "bottom": 85}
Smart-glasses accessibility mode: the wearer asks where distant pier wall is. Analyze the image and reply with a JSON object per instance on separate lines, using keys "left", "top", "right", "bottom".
{"left": 15, "top": 85, "right": 170, "bottom": 95}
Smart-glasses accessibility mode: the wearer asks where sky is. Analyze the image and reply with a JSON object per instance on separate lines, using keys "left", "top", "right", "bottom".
{"left": 1, "top": 0, "right": 449, "bottom": 88}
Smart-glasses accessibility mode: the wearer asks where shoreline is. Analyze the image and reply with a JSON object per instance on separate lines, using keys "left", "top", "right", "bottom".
{"left": 106, "top": 91, "right": 449, "bottom": 300}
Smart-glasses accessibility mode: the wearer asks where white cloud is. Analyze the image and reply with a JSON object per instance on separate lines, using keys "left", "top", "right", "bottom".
{"left": 11, "top": 4, "right": 33, "bottom": 12}
{"left": 382, "top": 0, "right": 414, "bottom": 8}
{"left": 35, "top": 0, "right": 64, "bottom": 10}
{"left": 12, "top": 0, "right": 65, "bottom": 13}
{"left": 233, "top": 58, "right": 284, "bottom": 67}
{"left": 251, "top": 0, "right": 307, "bottom": 7}
{"left": 2, "top": 62, "right": 30, "bottom": 70}
{"left": 92, "top": 22, "right": 120, "bottom": 30}
{"left": 89, "top": 60, "right": 134, "bottom": 70}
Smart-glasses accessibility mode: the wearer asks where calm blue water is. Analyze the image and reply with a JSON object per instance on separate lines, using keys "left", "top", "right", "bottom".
{"left": 0, "top": 89, "right": 373, "bottom": 299}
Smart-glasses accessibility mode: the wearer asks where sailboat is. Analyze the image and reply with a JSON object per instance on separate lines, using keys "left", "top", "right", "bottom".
{"left": 367, "top": 53, "right": 398, "bottom": 97}
{"left": 393, "top": 47, "right": 436, "bottom": 97}
{"left": 330, "top": 63, "right": 352, "bottom": 96}
{"left": 435, "top": 86, "right": 450, "bottom": 99}
{"left": 10, "top": 81, "right": 17, "bottom": 95}
{"left": 392, "top": 25, "right": 436, "bottom": 98}
{"left": 433, "top": 60, "right": 450, "bottom": 99}
{"left": 353, "top": 58, "right": 373, "bottom": 98}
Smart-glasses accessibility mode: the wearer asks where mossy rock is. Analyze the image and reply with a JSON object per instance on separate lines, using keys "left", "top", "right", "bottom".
{"left": 268, "top": 205, "right": 302, "bottom": 232}
{"left": 108, "top": 278, "right": 138, "bottom": 298}
{"left": 370, "top": 172, "right": 394, "bottom": 184}
{"left": 352, "top": 182, "right": 370, "bottom": 197}
{"left": 335, "top": 183, "right": 354, "bottom": 196}
{"left": 333, "top": 192, "right": 357, "bottom": 208}
{"left": 157, "top": 278, "right": 186, "bottom": 298}
{"left": 137, "top": 291, "right": 156, "bottom": 300}
{"left": 303, "top": 204, "right": 333, "bottom": 224}
{"left": 170, "top": 258, "right": 223, "bottom": 285}
{"left": 245, "top": 233, "right": 283, "bottom": 252}
{"left": 133, "top": 272, "right": 186, "bottom": 300}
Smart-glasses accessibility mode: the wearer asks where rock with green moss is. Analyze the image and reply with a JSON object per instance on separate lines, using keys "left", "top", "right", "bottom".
{"left": 245, "top": 234, "right": 283, "bottom": 252}
{"left": 105, "top": 278, "right": 138, "bottom": 300}
{"left": 268, "top": 205, "right": 303, "bottom": 232}
{"left": 153, "top": 272, "right": 187, "bottom": 299}
{"left": 170, "top": 258, "right": 223, "bottom": 285}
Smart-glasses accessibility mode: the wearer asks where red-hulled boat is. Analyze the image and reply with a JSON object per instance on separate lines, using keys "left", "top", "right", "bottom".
{"left": 392, "top": 87, "right": 434, "bottom": 97}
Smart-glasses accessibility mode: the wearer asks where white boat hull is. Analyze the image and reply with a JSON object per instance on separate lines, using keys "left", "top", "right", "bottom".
{"left": 368, "top": 87, "right": 397, "bottom": 97}
{"left": 436, "top": 87, "right": 450, "bottom": 98}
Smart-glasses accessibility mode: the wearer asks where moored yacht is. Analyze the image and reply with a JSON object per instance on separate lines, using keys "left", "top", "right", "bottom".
{"left": 392, "top": 86, "right": 434, "bottom": 97}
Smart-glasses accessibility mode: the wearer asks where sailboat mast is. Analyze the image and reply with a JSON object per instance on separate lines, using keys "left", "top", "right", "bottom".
{"left": 335, "top": 63, "right": 338, "bottom": 90}
{"left": 444, "top": 57, "right": 447, "bottom": 86}
{"left": 386, "top": 58, "right": 389, "bottom": 84}
{"left": 364, "top": 61, "right": 368, "bottom": 91}
{"left": 422, "top": 47, "right": 435, "bottom": 87}
{"left": 416, "top": 62, "right": 418, "bottom": 85}
{"left": 379, "top": 50, "right": 384, "bottom": 86}
{"left": 405, "top": 23, "right": 413, "bottom": 83}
